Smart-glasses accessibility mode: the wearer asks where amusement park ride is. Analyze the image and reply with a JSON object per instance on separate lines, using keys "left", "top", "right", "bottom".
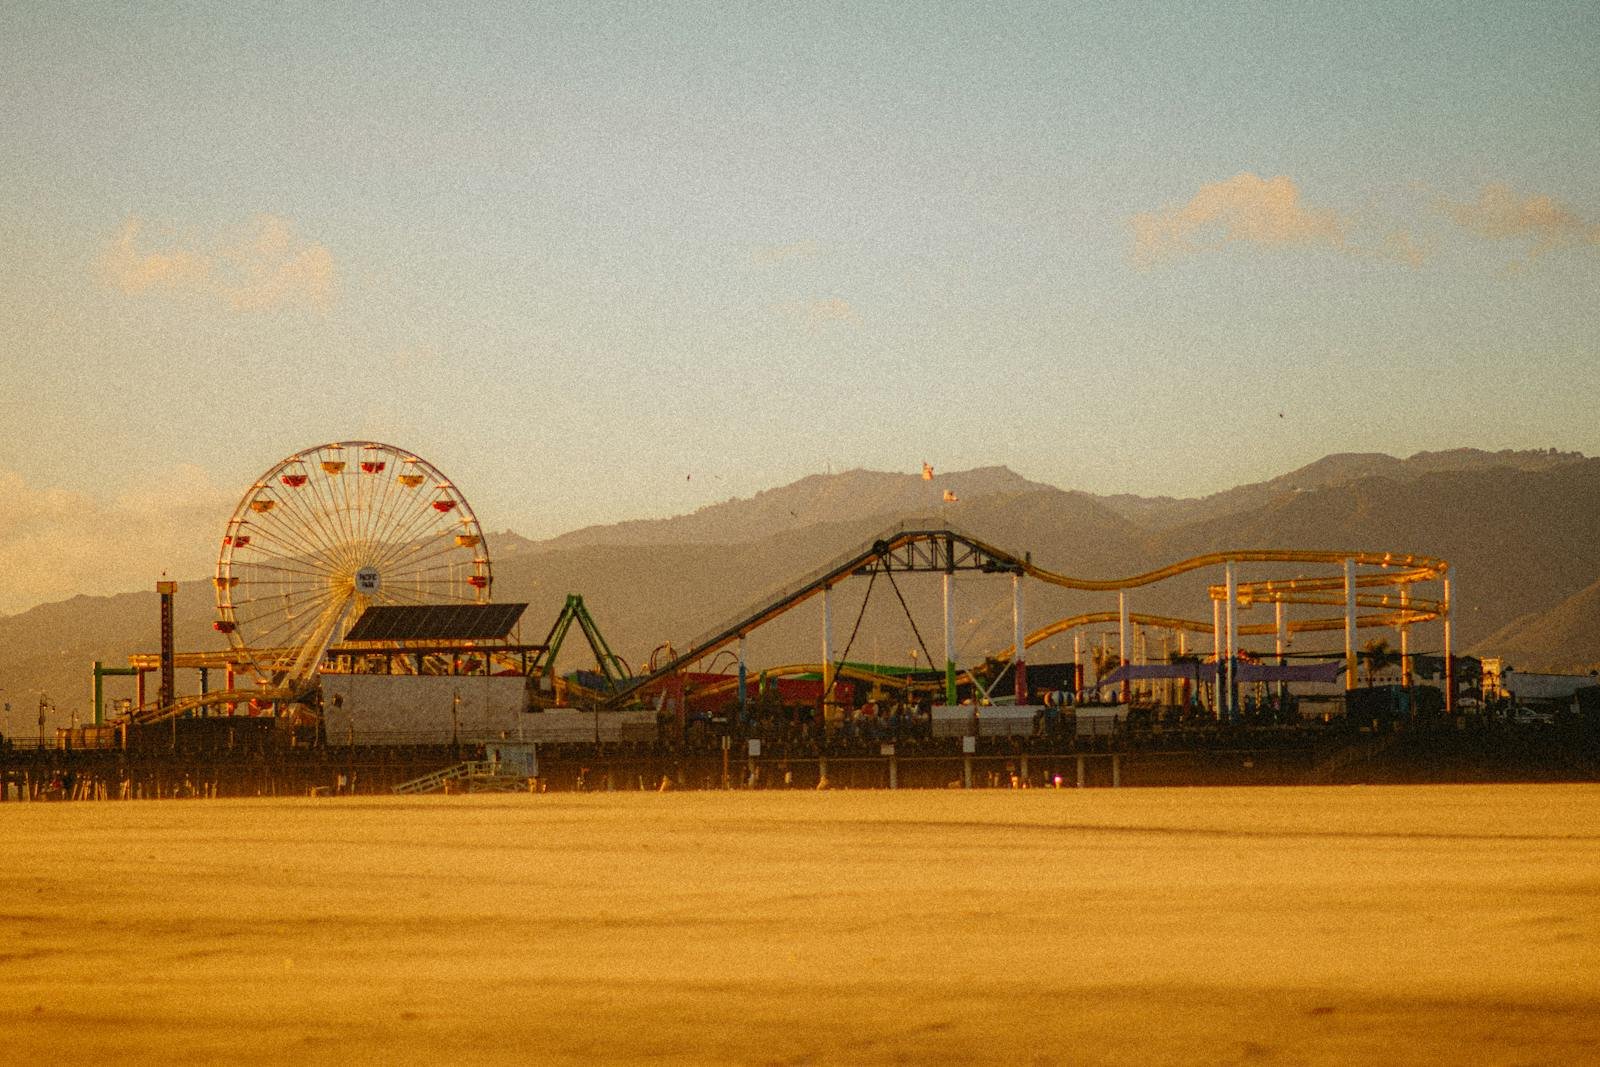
{"left": 99, "top": 441, "right": 1456, "bottom": 734}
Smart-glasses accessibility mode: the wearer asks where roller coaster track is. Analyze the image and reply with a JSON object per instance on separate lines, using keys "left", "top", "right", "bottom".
{"left": 659, "top": 662, "right": 945, "bottom": 704}
{"left": 602, "top": 521, "right": 1448, "bottom": 707}
{"left": 993, "top": 608, "right": 1440, "bottom": 664}
{"left": 125, "top": 685, "right": 309, "bottom": 726}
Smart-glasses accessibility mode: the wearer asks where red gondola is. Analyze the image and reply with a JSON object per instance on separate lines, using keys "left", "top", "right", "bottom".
{"left": 432, "top": 499, "right": 458, "bottom": 513}
{"left": 468, "top": 575, "right": 489, "bottom": 589}
{"left": 213, "top": 620, "right": 236, "bottom": 634}
{"left": 281, "top": 473, "right": 308, "bottom": 487}
{"left": 361, "top": 461, "right": 386, "bottom": 474}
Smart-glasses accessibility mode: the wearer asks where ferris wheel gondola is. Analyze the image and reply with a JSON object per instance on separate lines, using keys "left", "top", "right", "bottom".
{"left": 214, "top": 441, "right": 491, "bottom": 692}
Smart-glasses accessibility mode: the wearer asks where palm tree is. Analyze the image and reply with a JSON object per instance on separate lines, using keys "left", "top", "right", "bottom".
{"left": 1091, "top": 643, "right": 1121, "bottom": 685}
{"left": 1362, "top": 637, "right": 1398, "bottom": 686}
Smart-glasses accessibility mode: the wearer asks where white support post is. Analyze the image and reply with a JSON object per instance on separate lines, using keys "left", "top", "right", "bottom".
{"left": 1012, "top": 572, "right": 1027, "bottom": 704}
{"left": 1212, "top": 597, "right": 1223, "bottom": 718}
{"left": 1072, "top": 631, "right": 1081, "bottom": 706}
{"left": 1344, "top": 558, "right": 1358, "bottom": 690}
{"left": 1442, "top": 575, "right": 1454, "bottom": 714}
{"left": 1399, "top": 585, "right": 1412, "bottom": 687}
{"left": 821, "top": 585, "right": 835, "bottom": 721}
{"left": 1274, "top": 600, "right": 1288, "bottom": 708}
{"left": 1224, "top": 561, "right": 1238, "bottom": 719}
{"left": 1178, "top": 629, "right": 1188, "bottom": 708}
{"left": 1118, "top": 590, "right": 1131, "bottom": 704}
{"left": 942, "top": 572, "right": 957, "bottom": 707}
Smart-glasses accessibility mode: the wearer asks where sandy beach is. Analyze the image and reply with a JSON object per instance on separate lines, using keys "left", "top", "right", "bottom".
{"left": 2, "top": 784, "right": 1598, "bottom": 1064}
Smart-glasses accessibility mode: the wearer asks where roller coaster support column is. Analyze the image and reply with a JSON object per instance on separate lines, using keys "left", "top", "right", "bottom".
{"left": 1399, "top": 586, "right": 1412, "bottom": 687}
{"left": 821, "top": 587, "right": 836, "bottom": 725}
{"left": 1178, "top": 629, "right": 1190, "bottom": 706}
{"left": 1012, "top": 573, "right": 1027, "bottom": 704}
{"left": 942, "top": 572, "right": 957, "bottom": 707}
{"left": 1072, "top": 632, "right": 1081, "bottom": 705}
{"left": 738, "top": 634, "right": 749, "bottom": 724}
{"left": 1275, "top": 601, "right": 1288, "bottom": 708}
{"left": 1224, "top": 562, "right": 1239, "bottom": 720}
{"left": 1343, "top": 558, "right": 1357, "bottom": 690}
{"left": 1442, "top": 576, "right": 1455, "bottom": 714}
{"left": 1118, "top": 591, "right": 1131, "bottom": 704}
{"left": 1211, "top": 598, "right": 1223, "bottom": 718}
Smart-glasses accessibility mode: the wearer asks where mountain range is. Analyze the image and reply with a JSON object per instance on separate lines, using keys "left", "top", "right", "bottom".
{"left": 3, "top": 447, "right": 1598, "bottom": 733}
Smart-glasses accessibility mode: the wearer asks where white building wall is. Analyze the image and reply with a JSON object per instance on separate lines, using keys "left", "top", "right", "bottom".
{"left": 322, "top": 674, "right": 527, "bottom": 744}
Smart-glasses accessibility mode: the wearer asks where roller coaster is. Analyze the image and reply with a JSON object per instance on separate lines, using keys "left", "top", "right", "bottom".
{"left": 590, "top": 520, "right": 1452, "bottom": 717}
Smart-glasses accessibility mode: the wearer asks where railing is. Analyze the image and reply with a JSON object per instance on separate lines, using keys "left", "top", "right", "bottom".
{"left": 392, "top": 762, "right": 475, "bottom": 794}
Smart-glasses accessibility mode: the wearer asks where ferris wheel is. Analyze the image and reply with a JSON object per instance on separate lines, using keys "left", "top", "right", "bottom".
{"left": 214, "top": 441, "right": 491, "bottom": 690}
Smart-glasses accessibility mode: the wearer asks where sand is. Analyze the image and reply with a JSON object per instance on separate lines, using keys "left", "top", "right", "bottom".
{"left": 2, "top": 784, "right": 1598, "bottom": 1064}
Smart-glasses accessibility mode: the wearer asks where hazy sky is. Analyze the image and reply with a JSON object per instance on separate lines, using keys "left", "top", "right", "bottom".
{"left": 2, "top": 2, "right": 1598, "bottom": 613}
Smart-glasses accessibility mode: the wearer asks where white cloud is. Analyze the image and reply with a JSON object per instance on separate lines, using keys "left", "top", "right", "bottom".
{"left": 1130, "top": 173, "right": 1437, "bottom": 269}
{"left": 101, "top": 214, "right": 335, "bottom": 312}
{"left": 1130, "top": 173, "right": 1349, "bottom": 268}
{"left": 0, "top": 465, "right": 237, "bottom": 616}
{"left": 1440, "top": 183, "right": 1600, "bottom": 261}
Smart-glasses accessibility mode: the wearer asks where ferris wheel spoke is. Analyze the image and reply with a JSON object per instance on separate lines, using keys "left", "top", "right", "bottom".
{"left": 229, "top": 585, "right": 341, "bottom": 624}
{"left": 229, "top": 590, "right": 331, "bottom": 617}
{"left": 247, "top": 505, "right": 351, "bottom": 576}
{"left": 252, "top": 488, "right": 336, "bottom": 558}
{"left": 376, "top": 581, "right": 477, "bottom": 604}
{"left": 406, "top": 587, "right": 483, "bottom": 604}
{"left": 240, "top": 583, "right": 340, "bottom": 633}
{"left": 376, "top": 534, "right": 467, "bottom": 575}
{"left": 272, "top": 472, "right": 357, "bottom": 575}
{"left": 368, "top": 499, "right": 448, "bottom": 567}
{"left": 357, "top": 449, "right": 403, "bottom": 555}
{"left": 373, "top": 461, "right": 458, "bottom": 553}
{"left": 311, "top": 458, "right": 365, "bottom": 573}
{"left": 383, "top": 554, "right": 475, "bottom": 594}
{"left": 284, "top": 589, "right": 358, "bottom": 683}
{"left": 355, "top": 451, "right": 392, "bottom": 563}
{"left": 337, "top": 467, "right": 376, "bottom": 572}
{"left": 231, "top": 573, "right": 340, "bottom": 603}
{"left": 235, "top": 603, "right": 335, "bottom": 658}
{"left": 304, "top": 446, "right": 360, "bottom": 571}
{"left": 366, "top": 496, "right": 432, "bottom": 565}
{"left": 260, "top": 455, "right": 343, "bottom": 559}
{"left": 233, "top": 557, "right": 337, "bottom": 583}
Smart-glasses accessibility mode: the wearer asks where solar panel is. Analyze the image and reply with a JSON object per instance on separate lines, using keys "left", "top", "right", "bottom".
{"left": 343, "top": 603, "right": 528, "bottom": 643}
